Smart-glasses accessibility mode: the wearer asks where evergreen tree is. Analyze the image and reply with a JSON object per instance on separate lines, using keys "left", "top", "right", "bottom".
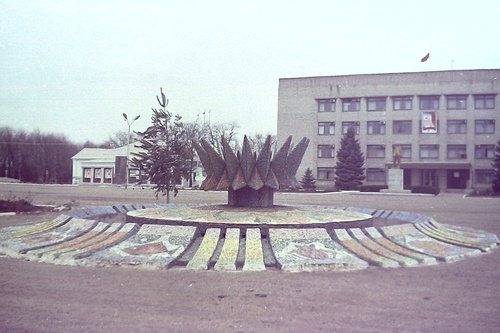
{"left": 492, "top": 139, "right": 500, "bottom": 194}
{"left": 132, "top": 88, "right": 193, "bottom": 203}
{"left": 300, "top": 167, "right": 316, "bottom": 191}
{"left": 334, "top": 127, "right": 365, "bottom": 190}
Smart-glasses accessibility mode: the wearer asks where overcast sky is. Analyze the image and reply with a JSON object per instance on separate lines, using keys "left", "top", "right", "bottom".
{"left": 1, "top": 0, "right": 499, "bottom": 144}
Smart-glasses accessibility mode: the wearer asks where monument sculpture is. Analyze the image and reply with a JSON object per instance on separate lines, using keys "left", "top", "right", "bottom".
{"left": 383, "top": 144, "right": 408, "bottom": 193}
{"left": 125, "top": 135, "right": 373, "bottom": 230}
{"left": 392, "top": 145, "right": 402, "bottom": 169}
{"left": 194, "top": 135, "right": 309, "bottom": 207}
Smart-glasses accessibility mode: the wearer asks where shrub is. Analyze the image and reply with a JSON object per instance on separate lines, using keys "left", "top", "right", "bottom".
{"left": 410, "top": 186, "right": 440, "bottom": 195}
{"left": 358, "top": 185, "right": 388, "bottom": 192}
{"left": 300, "top": 168, "right": 316, "bottom": 192}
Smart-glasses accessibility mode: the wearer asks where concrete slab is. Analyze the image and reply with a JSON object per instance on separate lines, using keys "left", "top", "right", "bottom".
{"left": 89, "top": 224, "right": 197, "bottom": 269}
{"left": 381, "top": 224, "right": 482, "bottom": 262}
{"left": 214, "top": 228, "right": 240, "bottom": 271}
{"left": 269, "top": 228, "right": 368, "bottom": 272}
{"left": 334, "top": 229, "right": 399, "bottom": 268}
{"left": 350, "top": 227, "right": 419, "bottom": 267}
{"left": 0, "top": 218, "right": 97, "bottom": 256}
{"left": 243, "top": 228, "right": 266, "bottom": 271}
{"left": 186, "top": 228, "right": 220, "bottom": 270}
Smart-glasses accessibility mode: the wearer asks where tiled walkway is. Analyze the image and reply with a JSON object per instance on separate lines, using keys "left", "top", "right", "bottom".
{"left": 0, "top": 204, "right": 498, "bottom": 272}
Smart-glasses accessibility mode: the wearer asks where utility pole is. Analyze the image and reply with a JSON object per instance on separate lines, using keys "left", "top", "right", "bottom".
{"left": 123, "top": 113, "right": 140, "bottom": 189}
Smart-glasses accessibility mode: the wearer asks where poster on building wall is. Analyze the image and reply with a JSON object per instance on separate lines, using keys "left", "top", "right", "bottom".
{"left": 421, "top": 111, "right": 437, "bottom": 133}
{"left": 94, "top": 168, "right": 102, "bottom": 179}
{"left": 104, "top": 168, "right": 113, "bottom": 179}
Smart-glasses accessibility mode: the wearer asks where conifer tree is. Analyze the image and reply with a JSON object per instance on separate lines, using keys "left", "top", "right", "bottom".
{"left": 492, "top": 139, "right": 500, "bottom": 194}
{"left": 334, "top": 127, "right": 365, "bottom": 190}
{"left": 132, "top": 88, "right": 193, "bottom": 203}
{"left": 300, "top": 167, "right": 316, "bottom": 191}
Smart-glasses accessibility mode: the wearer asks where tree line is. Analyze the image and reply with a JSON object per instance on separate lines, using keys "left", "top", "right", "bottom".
{"left": 0, "top": 127, "right": 79, "bottom": 183}
{"left": 0, "top": 119, "right": 274, "bottom": 185}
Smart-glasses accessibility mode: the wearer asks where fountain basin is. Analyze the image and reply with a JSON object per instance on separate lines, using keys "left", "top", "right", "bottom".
{"left": 126, "top": 204, "right": 373, "bottom": 229}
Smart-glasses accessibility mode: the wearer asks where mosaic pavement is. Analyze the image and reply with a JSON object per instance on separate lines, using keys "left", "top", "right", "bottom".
{"left": 0, "top": 204, "right": 498, "bottom": 272}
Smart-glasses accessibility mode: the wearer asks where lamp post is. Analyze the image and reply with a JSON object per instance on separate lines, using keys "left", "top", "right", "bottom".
{"left": 123, "top": 113, "right": 140, "bottom": 189}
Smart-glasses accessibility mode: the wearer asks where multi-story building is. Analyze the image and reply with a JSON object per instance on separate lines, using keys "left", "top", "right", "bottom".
{"left": 277, "top": 69, "right": 499, "bottom": 191}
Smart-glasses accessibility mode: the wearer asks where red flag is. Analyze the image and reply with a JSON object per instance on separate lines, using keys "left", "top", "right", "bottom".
{"left": 421, "top": 53, "right": 430, "bottom": 62}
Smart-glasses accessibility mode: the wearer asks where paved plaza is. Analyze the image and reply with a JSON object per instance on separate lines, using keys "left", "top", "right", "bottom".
{"left": 1, "top": 184, "right": 499, "bottom": 332}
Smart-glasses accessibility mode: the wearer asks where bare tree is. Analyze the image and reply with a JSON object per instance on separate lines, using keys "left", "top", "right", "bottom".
{"left": 0, "top": 126, "right": 77, "bottom": 183}
{"left": 247, "top": 133, "right": 277, "bottom": 154}
{"left": 183, "top": 119, "right": 240, "bottom": 187}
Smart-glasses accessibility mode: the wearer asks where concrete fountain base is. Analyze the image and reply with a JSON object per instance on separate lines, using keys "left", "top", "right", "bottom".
{"left": 0, "top": 203, "right": 498, "bottom": 273}
{"left": 126, "top": 204, "right": 373, "bottom": 230}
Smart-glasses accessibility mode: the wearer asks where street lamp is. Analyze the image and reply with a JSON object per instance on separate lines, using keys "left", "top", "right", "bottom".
{"left": 123, "top": 113, "right": 141, "bottom": 189}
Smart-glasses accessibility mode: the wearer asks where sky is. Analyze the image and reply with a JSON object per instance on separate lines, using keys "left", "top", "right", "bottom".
{"left": 1, "top": 0, "right": 500, "bottom": 144}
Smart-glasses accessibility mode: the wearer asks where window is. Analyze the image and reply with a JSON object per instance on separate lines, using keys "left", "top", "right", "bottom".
{"left": 342, "top": 121, "right": 360, "bottom": 134}
{"left": 367, "top": 121, "right": 386, "bottom": 135}
{"left": 475, "top": 169, "right": 494, "bottom": 184}
{"left": 393, "top": 96, "right": 412, "bottom": 110}
{"left": 317, "top": 145, "right": 335, "bottom": 158}
{"left": 317, "top": 167, "right": 335, "bottom": 180}
{"left": 421, "top": 169, "right": 439, "bottom": 187}
{"left": 475, "top": 145, "right": 495, "bottom": 159}
{"left": 318, "top": 122, "right": 335, "bottom": 135}
{"left": 317, "top": 99, "right": 336, "bottom": 112}
{"left": 420, "top": 144, "right": 439, "bottom": 159}
{"left": 475, "top": 119, "right": 495, "bottom": 134}
{"left": 104, "top": 168, "right": 113, "bottom": 183}
{"left": 447, "top": 120, "right": 467, "bottom": 134}
{"left": 446, "top": 95, "right": 467, "bottom": 109}
{"left": 393, "top": 120, "right": 412, "bottom": 134}
{"left": 474, "top": 95, "right": 495, "bottom": 109}
{"left": 367, "top": 97, "right": 387, "bottom": 111}
{"left": 366, "top": 168, "right": 385, "bottom": 182}
{"left": 419, "top": 95, "right": 440, "bottom": 110}
{"left": 342, "top": 98, "right": 361, "bottom": 112}
{"left": 393, "top": 144, "right": 411, "bottom": 159}
{"left": 83, "top": 168, "right": 91, "bottom": 183}
{"left": 93, "top": 168, "right": 102, "bottom": 183}
{"left": 128, "top": 169, "right": 140, "bottom": 183}
{"left": 447, "top": 145, "right": 467, "bottom": 159}
{"left": 367, "top": 145, "right": 385, "bottom": 158}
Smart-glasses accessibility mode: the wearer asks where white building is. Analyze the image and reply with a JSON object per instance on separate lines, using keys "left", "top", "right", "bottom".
{"left": 71, "top": 143, "right": 203, "bottom": 187}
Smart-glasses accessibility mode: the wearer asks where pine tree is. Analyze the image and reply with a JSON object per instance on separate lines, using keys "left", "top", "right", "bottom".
{"left": 492, "top": 139, "right": 500, "bottom": 194}
{"left": 334, "top": 127, "right": 365, "bottom": 190}
{"left": 300, "top": 167, "right": 316, "bottom": 191}
{"left": 132, "top": 88, "right": 193, "bottom": 203}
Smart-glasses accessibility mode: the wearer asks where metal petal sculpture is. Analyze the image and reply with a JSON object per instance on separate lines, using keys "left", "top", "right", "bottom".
{"left": 194, "top": 135, "right": 309, "bottom": 207}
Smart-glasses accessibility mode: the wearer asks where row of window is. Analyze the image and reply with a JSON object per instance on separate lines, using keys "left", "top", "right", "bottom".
{"left": 317, "top": 94, "right": 496, "bottom": 112}
{"left": 317, "top": 167, "right": 494, "bottom": 184}
{"left": 318, "top": 119, "right": 496, "bottom": 135}
{"left": 317, "top": 144, "right": 495, "bottom": 160}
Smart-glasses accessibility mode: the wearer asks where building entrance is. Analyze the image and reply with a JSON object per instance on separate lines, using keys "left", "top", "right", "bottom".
{"left": 447, "top": 170, "right": 469, "bottom": 189}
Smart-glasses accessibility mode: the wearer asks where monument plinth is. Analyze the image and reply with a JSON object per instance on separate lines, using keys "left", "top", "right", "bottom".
{"left": 386, "top": 168, "right": 409, "bottom": 192}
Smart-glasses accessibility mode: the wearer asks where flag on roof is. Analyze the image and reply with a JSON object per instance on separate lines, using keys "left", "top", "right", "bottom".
{"left": 421, "top": 53, "right": 430, "bottom": 62}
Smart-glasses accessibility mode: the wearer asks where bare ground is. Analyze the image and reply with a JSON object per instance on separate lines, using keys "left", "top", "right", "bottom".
{"left": 1, "top": 183, "right": 499, "bottom": 333}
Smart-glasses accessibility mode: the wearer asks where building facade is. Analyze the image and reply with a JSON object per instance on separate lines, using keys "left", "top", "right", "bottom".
{"left": 277, "top": 69, "right": 499, "bottom": 191}
{"left": 71, "top": 143, "right": 203, "bottom": 187}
